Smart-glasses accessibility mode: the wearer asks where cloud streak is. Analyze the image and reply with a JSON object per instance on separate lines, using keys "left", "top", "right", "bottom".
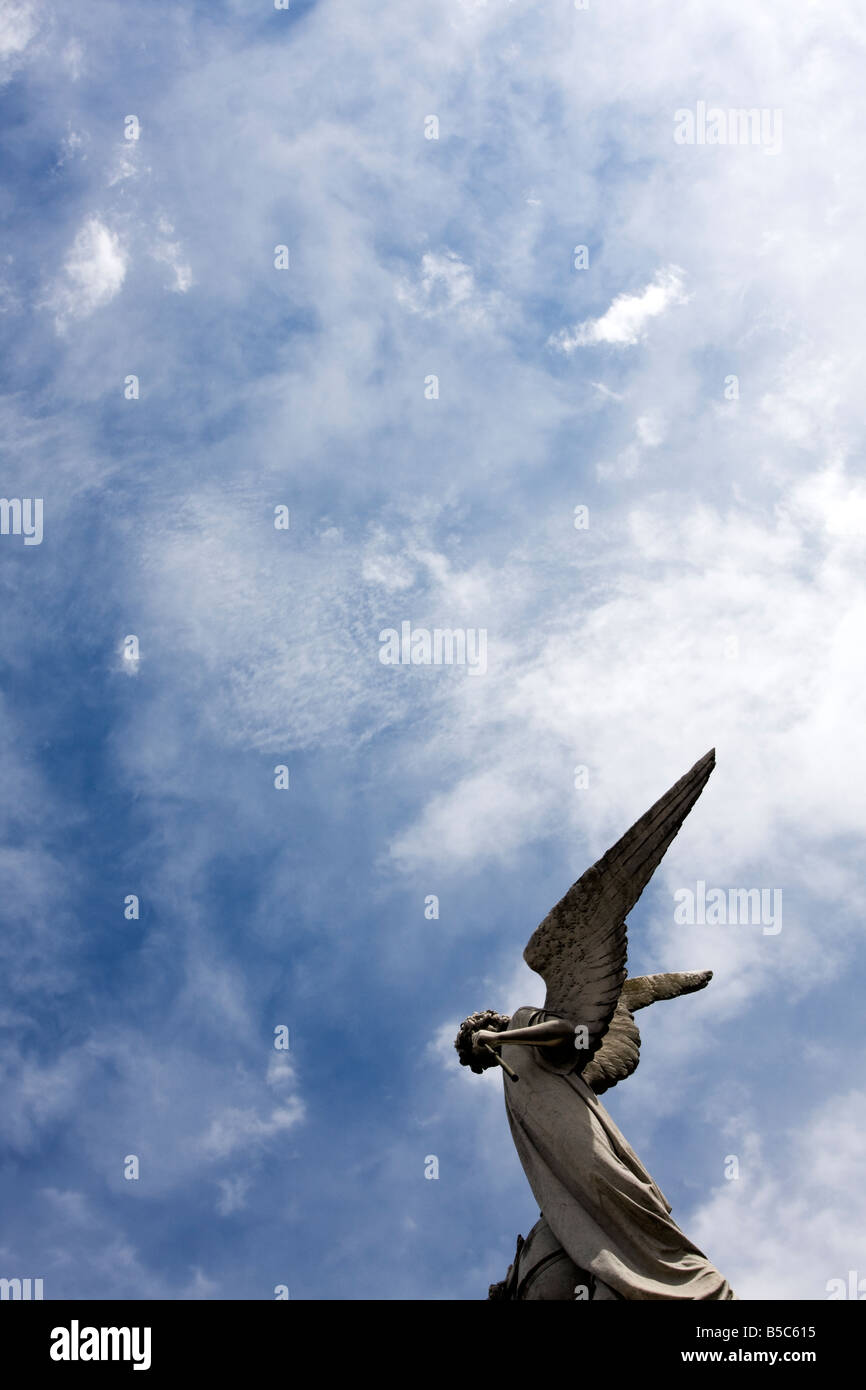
{"left": 551, "top": 265, "right": 690, "bottom": 350}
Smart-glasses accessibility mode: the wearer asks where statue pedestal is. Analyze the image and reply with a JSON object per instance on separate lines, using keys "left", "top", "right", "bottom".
{"left": 489, "top": 1217, "right": 622, "bottom": 1300}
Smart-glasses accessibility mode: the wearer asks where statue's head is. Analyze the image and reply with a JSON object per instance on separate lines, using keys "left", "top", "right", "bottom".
{"left": 454, "top": 1009, "right": 511, "bottom": 1073}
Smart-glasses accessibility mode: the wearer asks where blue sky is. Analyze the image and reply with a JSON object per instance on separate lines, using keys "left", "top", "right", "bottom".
{"left": 1, "top": 0, "right": 865, "bottom": 1300}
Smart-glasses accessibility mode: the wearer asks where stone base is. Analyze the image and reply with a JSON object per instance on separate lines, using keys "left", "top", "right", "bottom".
{"left": 489, "top": 1217, "right": 622, "bottom": 1300}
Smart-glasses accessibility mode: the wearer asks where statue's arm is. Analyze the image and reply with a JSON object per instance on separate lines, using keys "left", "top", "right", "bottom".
{"left": 474, "top": 1017, "right": 573, "bottom": 1048}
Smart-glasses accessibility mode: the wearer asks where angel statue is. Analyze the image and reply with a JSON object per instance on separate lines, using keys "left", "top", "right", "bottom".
{"left": 455, "top": 749, "right": 736, "bottom": 1301}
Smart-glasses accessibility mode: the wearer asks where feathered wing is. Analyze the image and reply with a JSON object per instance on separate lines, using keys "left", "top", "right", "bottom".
{"left": 522, "top": 749, "right": 715, "bottom": 1071}
{"left": 581, "top": 970, "right": 712, "bottom": 1094}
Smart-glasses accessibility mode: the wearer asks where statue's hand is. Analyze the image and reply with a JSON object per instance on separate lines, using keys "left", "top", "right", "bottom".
{"left": 473, "top": 1029, "right": 501, "bottom": 1050}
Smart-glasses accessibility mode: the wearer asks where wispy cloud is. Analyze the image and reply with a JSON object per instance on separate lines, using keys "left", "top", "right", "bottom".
{"left": 0, "top": 1, "right": 38, "bottom": 64}
{"left": 551, "top": 265, "right": 689, "bottom": 350}
{"left": 47, "top": 215, "right": 127, "bottom": 328}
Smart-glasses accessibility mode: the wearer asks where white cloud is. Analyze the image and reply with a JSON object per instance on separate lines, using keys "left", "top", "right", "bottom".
{"left": 153, "top": 243, "right": 192, "bottom": 293}
{"left": 786, "top": 463, "right": 866, "bottom": 539}
{"left": 151, "top": 218, "right": 192, "bottom": 292}
{"left": 40, "top": 1188, "right": 90, "bottom": 1226}
{"left": 0, "top": 1, "right": 38, "bottom": 62}
{"left": 107, "top": 148, "right": 140, "bottom": 186}
{"left": 62, "top": 37, "right": 84, "bottom": 80}
{"left": 216, "top": 1175, "right": 251, "bottom": 1216}
{"left": 49, "top": 216, "right": 127, "bottom": 328}
{"left": 389, "top": 770, "right": 551, "bottom": 875}
{"left": 397, "top": 251, "right": 474, "bottom": 313}
{"left": 200, "top": 1100, "right": 304, "bottom": 1160}
{"left": 691, "top": 1089, "right": 866, "bottom": 1299}
{"left": 266, "top": 1052, "right": 297, "bottom": 1089}
{"left": 396, "top": 250, "right": 502, "bottom": 329}
{"left": 591, "top": 382, "right": 625, "bottom": 401}
{"left": 56, "top": 126, "right": 84, "bottom": 168}
{"left": 180, "top": 1268, "right": 221, "bottom": 1299}
{"left": 552, "top": 265, "right": 690, "bottom": 350}
{"left": 635, "top": 412, "right": 665, "bottom": 446}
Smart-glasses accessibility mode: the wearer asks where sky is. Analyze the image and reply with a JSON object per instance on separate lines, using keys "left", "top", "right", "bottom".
{"left": 1, "top": 0, "right": 865, "bottom": 1301}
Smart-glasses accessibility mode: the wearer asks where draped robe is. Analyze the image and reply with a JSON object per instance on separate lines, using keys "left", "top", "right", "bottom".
{"left": 501, "top": 1007, "right": 736, "bottom": 1300}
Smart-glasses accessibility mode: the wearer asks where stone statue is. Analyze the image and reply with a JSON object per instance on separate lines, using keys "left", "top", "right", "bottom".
{"left": 455, "top": 749, "right": 737, "bottom": 1300}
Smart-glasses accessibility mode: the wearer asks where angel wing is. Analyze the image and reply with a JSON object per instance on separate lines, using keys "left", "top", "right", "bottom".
{"left": 523, "top": 749, "right": 715, "bottom": 1072}
{"left": 580, "top": 970, "right": 712, "bottom": 1094}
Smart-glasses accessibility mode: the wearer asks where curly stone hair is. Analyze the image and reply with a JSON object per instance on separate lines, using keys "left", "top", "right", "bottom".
{"left": 454, "top": 1009, "right": 511, "bottom": 1073}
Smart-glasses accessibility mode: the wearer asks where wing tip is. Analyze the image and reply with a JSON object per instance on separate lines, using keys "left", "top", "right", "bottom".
{"left": 691, "top": 747, "right": 716, "bottom": 780}
{"left": 683, "top": 968, "right": 713, "bottom": 991}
